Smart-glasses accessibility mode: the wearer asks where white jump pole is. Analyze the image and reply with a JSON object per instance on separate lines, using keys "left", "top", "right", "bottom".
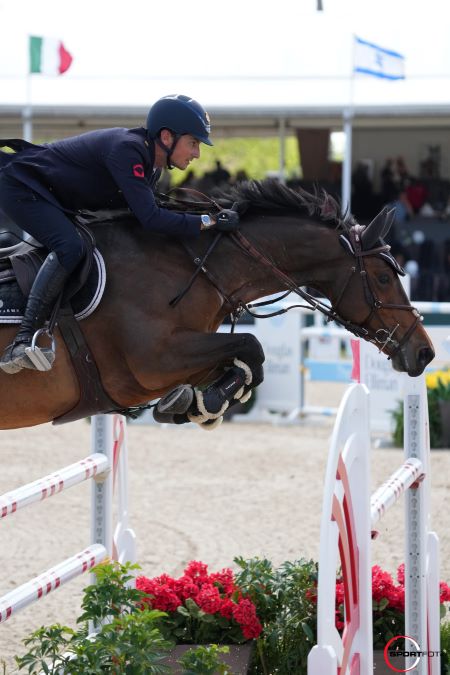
{"left": 0, "top": 413, "right": 135, "bottom": 626}
{"left": 0, "top": 545, "right": 106, "bottom": 623}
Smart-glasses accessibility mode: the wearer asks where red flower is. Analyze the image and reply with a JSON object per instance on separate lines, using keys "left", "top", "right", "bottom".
{"left": 232, "top": 598, "right": 262, "bottom": 638}
{"left": 440, "top": 581, "right": 450, "bottom": 603}
{"left": 137, "top": 560, "right": 264, "bottom": 643}
{"left": 335, "top": 580, "right": 345, "bottom": 606}
{"left": 210, "top": 568, "right": 236, "bottom": 595}
{"left": 397, "top": 564, "right": 405, "bottom": 586}
{"left": 173, "top": 575, "right": 199, "bottom": 601}
{"left": 241, "top": 618, "right": 263, "bottom": 640}
{"left": 335, "top": 610, "right": 345, "bottom": 631}
{"left": 305, "top": 582, "right": 318, "bottom": 604}
{"left": 196, "top": 583, "right": 223, "bottom": 614}
{"left": 136, "top": 577, "right": 181, "bottom": 612}
{"left": 233, "top": 601, "right": 262, "bottom": 639}
{"left": 154, "top": 573, "right": 175, "bottom": 588}
{"left": 136, "top": 575, "right": 155, "bottom": 596}
{"left": 184, "top": 561, "right": 209, "bottom": 582}
{"left": 219, "top": 598, "right": 235, "bottom": 619}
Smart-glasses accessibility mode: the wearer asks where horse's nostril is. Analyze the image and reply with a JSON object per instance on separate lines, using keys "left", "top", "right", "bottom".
{"left": 418, "top": 346, "right": 435, "bottom": 368}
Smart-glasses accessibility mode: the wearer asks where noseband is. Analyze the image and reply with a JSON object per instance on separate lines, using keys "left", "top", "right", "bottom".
{"left": 228, "top": 225, "right": 422, "bottom": 360}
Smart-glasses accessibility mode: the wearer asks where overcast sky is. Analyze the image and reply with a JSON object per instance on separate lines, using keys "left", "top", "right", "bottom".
{"left": 1, "top": 0, "right": 450, "bottom": 107}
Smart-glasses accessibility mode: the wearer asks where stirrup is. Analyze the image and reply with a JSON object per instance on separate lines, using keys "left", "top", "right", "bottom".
{"left": 24, "top": 328, "right": 56, "bottom": 372}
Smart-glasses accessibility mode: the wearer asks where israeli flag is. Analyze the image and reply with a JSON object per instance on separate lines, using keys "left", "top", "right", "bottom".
{"left": 354, "top": 36, "right": 405, "bottom": 80}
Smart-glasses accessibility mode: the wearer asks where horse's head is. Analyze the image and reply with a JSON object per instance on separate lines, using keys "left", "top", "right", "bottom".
{"left": 323, "top": 206, "right": 434, "bottom": 376}
{"left": 216, "top": 180, "right": 434, "bottom": 378}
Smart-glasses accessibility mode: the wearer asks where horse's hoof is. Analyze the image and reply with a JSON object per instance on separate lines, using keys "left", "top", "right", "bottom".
{"left": 152, "top": 409, "right": 190, "bottom": 425}
{"left": 156, "top": 384, "right": 194, "bottom": 415}
{"left": 199, "top": 416, "right": 223, "bottom": 431}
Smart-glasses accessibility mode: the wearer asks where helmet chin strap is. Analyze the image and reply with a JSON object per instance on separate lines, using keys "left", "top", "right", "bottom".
{"left": 155, "top": 134, "right": 180, "bottom": 170}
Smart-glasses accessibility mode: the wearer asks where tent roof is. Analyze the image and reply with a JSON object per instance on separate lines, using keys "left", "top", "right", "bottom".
{"left": 2, "top": 102, "right": 450, "bottom": 139}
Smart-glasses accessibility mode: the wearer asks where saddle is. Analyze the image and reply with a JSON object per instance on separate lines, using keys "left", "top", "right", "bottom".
{"left": 0, "top": 220, "right": 121, "bottom": 424}
{"left": 0, "top": 225, "right": 106, "bottom": 324}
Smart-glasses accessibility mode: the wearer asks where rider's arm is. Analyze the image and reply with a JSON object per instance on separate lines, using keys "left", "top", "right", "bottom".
{"left": 104, "top": 142, "right": 202, "bottom": 238}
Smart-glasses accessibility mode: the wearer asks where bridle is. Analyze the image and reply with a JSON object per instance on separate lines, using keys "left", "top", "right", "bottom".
{"left": 227, "top": 225, "right": 422, "bottom": 360}
{"left": 164, "top": 189, "right": 423, "bottom": 360}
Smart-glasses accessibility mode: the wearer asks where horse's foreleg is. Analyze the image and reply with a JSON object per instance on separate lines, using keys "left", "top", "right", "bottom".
{"left": 155, "top": 331, "right": 265, "bottom": 428}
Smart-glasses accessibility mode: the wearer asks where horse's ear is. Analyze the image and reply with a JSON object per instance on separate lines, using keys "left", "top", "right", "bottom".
{"left": 361, "top": 206, "right": 389, "bottom": 249}
{"left": 380, "top": 208, "right": 396, "bottom": 240}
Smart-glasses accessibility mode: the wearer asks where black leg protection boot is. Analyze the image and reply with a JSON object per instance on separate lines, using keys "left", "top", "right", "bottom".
{"left": 0, "top": 252, "right": 69, "bottom": 374}
{"left": 200, "top": 366, "right": 247, "bottom": 415}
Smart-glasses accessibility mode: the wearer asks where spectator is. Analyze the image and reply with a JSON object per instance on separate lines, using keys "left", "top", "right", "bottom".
{"left": 208, "top": 160, "right": 231, "bottom": 187}
{"left": 351, "top": 161, "right": 375, "bottom": 219}
{"left": 388, "top": 189, "right": 414, "bottom": 225}
{"left": 380, "top": 158, "right": 398, "bottom": 203}
{"left": 405, "top": 178, "right": 427, "bottom": 214}
{"left": 233, "top": 169, "right": 249, "bottom": 184}
{"left": 395, "top": 156, "right": 410, "bottom": 189}
{"left": 437, "top": 239, "right": 450, "bottom": 301}
{"left": 389, "top": 240, "right": 409, "bottom": 269}
{"left": 415, "top": 239, "right": 439, "bottom": 300}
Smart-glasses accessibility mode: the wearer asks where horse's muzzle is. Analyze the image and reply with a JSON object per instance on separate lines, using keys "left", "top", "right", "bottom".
{"left": 392, "top": 344, "right": 435, "bottom": 377}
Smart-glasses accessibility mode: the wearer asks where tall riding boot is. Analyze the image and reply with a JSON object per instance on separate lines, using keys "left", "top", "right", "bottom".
{"left": 0, "top": 252, "right": 69, "bottom": 374}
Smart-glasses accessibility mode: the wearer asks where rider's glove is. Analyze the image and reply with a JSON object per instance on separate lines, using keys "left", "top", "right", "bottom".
{"left": 214, "top": 209, "right": 240, "bottom": 232}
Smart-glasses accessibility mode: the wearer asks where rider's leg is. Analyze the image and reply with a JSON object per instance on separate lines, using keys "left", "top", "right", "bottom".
{"left": 1, "top": 252, "right": 69, "bottom": 371}
{"left": 0, "top": 175, "right": 86, "bottom": 373}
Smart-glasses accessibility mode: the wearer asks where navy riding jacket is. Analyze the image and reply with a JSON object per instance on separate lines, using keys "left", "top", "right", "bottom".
{"left": 0, "top": 128, "right": 201, "bottom": 238}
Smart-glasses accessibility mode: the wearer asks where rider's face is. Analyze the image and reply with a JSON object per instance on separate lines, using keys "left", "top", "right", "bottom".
{"left": 170, "top": 134, "right": 201, "bottom": 170}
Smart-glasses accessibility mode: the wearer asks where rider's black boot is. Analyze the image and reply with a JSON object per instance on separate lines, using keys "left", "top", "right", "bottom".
{"left": 0, "top": 252, "right": 69, "bottom": 374}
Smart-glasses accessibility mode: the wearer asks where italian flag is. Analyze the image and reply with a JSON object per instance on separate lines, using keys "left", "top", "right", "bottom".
{"left": 29, "top": 36, "right": 73, "bottom": 75}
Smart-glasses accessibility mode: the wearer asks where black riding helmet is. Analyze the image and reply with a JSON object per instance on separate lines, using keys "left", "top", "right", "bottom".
{"left": 146, "top": 94, "right": 213, "bottom": 168}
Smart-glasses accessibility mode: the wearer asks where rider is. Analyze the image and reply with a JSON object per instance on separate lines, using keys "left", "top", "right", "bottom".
{"left": 0, "top": 94, "right": 239, "bottom": 374}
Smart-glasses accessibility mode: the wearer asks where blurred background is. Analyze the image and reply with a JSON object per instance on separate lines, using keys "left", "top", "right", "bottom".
{"left": 1, "top": 0, "right": 450, "bottom": 301}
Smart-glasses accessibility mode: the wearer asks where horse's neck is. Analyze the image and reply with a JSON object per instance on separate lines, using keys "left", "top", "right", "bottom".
{"left": 215, "top": 219, "right": 344, "bottom": 305}
{"left": 94, "top": 217, "right": 346, "bottom": 311}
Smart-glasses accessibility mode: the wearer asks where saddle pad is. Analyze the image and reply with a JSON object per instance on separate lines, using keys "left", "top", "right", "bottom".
{"left": 0, "top": 249, "right": 106, "bottom": 324}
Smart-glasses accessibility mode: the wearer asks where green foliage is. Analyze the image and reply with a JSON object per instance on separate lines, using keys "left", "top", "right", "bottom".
{"left": 170, "top": 136, "right": 300, "bottom": 185}
{"left": 14, "top": 625, "right": 75, "bottom": 674}
{"left": 177, "top": 644, "right": 232, "bottom": 674}
{"left": 234, "top": 557, "right": 318, "bottom": 675}
{"left": 15, "top": 561, "right": 173, "bottom": 674}
{"left": 441, "top": 620, "right": 450, "bottom": 675}
{"left": 371, "top": 598, "right": 405, "bottom": 650}
{"left": 78, "top": 560, "right": 144, "bottom": 624}
{"left": 159, "top": 596, "right": 244, "bottom": 645}
{"left": 391, "top": 369, "right": 450, "bottom": 448}
{"left": 391, "top": 382, "right": 446, "bottom": 448}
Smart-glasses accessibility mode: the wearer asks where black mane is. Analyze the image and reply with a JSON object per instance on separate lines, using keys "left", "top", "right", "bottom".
{"left": 163, "top": 179, "right": 355, "bottom": 232}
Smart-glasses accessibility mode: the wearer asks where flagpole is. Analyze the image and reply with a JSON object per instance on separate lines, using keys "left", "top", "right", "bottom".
{"left": 341, "top": 35, "right": 356, "bottom": 214}
{"left": 23, "top": 62, "right": 33, "bottom": 142}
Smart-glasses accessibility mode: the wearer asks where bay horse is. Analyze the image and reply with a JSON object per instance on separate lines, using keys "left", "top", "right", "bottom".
{"left": 0, "top": 180, "right": 434, "bottom": 430}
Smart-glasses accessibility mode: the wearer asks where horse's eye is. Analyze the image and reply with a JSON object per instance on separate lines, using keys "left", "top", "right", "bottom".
{"left": 378, "top": 273, "right": 390, "bottom": 285}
